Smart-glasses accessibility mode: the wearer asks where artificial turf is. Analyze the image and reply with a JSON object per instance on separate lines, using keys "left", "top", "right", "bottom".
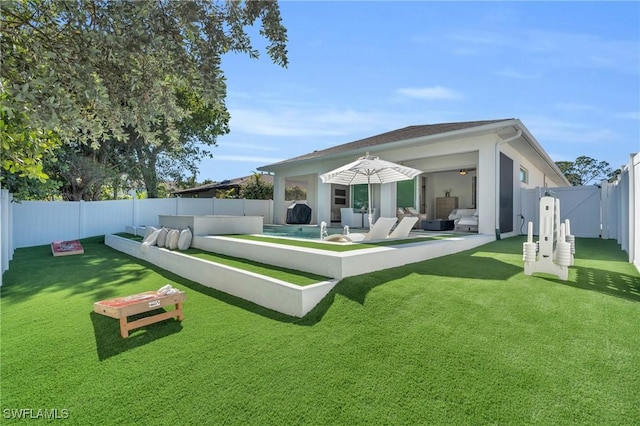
{"left": 228, "top": 233, "right": 457, "bottom": 251}
{"left": 113, "top": 233, "right": 329, "bottom": 285}
{"left": 1, "top": 236, "right": 639, "bottom": 424}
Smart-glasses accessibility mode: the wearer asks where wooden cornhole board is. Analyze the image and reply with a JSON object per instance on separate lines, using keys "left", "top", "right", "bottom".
{"left": 93, "top": 291, "right": 186, "bottom": 338}
{"left": 51, "top": 240, "right": 84, "bottom": 256}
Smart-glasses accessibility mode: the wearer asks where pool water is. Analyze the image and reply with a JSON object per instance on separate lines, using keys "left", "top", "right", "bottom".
{"left": 262, "top": 225, "right": 346, "bottom": 240}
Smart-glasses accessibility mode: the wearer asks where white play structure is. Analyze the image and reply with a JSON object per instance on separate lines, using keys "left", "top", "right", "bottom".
{"left": 523, "top": 196, "right": 575, "bottom": 281}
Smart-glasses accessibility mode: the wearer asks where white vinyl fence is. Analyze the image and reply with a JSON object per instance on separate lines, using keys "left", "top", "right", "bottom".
{"left": 1, "top": 153, "right": 638, "bottom": 283}
{"left": 0, "top": 195, "right": 273, "bottom": 285}
{"left": 521, "top": 185, "right": 601, "bottom": 238}
{"left": 520, "top": 152, "right": 638, "bottom": 269}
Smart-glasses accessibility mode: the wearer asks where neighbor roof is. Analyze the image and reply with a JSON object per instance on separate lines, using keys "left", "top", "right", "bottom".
{"left": 263, "top": 119, "right": 513, "bottom": 168}
{"left": 172, "top": 174, "right": 273, "bottom": 196}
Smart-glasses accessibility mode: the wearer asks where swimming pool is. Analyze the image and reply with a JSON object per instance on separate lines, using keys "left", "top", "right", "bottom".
{"left": 262, "top": 224, "right": 345, "bottom": 240}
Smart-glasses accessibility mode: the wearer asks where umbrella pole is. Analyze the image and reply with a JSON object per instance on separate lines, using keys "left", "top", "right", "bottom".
{"left": 367, "top": 174, "right": 373, "bottom": 227}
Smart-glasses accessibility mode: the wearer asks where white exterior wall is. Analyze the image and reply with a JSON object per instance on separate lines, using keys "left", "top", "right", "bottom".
{"left": 500, "top": 143, "right": 556, "bottom": 237}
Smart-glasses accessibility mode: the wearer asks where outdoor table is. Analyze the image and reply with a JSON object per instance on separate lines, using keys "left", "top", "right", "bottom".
{"left": 93, "top": 291, "right": 186, "bottom": 338}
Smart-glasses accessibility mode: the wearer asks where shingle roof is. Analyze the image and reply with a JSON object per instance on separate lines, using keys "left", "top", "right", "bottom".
{"left": 265, "top": 119, "right": 513, "bottom": 167}
{"left": 172, "top": 174, "right": 273, "bottom": 195}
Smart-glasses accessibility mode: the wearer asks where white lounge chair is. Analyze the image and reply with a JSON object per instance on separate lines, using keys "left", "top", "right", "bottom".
{"left": 388, "top": 216, "right": 419, "bottom": 239}
{"left": 325, "top": 217, "right": 397, "bottom": 242}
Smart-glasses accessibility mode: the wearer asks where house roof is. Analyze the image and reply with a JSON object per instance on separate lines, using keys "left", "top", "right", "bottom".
{"left": 172, "top": 174, "right": 273, "bottom": 196}
{"left": 258, "top": 118, "right": 569, "bottom": 186}
{"left": 261, "top": 119, "right": 513, "bottom": 168}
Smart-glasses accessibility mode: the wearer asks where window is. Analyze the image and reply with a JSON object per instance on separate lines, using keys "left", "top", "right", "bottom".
{"left": 519, "top": 166, "right": 529, "bottom": 184}
{"left": 396, "top": 179, "right": 415, "bottom": 208}
{"left": 285, "top": 179, "right": 308, "bottom": 201}
{"left": 352, "top": 184, "right": 369, "bottom": 210}
{"left": 333, "top": 187, "right": 347, "bottom": 205}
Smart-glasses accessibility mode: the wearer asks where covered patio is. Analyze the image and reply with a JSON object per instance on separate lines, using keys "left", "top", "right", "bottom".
{"left": 259, "top": 119, "right": 570, "bottom": 239}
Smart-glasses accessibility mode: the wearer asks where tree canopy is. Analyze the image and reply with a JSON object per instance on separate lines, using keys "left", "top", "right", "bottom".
{"left": 555, "top": 156, "right": 618, "bottom": 186}
{"left": 240, "top": 172, "right": 273, "bottom": 200}
{"left": 1, "top": 0, "right": 287, "bottom": 198}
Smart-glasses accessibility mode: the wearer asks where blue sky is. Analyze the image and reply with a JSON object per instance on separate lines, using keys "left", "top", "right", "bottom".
{"left": 197, "top": 1, "right": 640, "bottom": 182}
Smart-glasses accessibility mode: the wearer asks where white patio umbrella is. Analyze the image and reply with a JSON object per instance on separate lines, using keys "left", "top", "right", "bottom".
{"left": 319, "top": 153, "right": 423, "bottom": 227}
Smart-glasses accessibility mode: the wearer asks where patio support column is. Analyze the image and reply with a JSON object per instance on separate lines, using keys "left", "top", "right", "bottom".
{"left": 379, "top": 182, "right": 397, "bottom": 219}
{"left": 273, "top": 176, "right": 286, "bottom": 224}
{"left": 477, "top": 145, "right": 497, "bottom": 235}
{"left": 316, "top": 177, "right": 331, "bottom": 225}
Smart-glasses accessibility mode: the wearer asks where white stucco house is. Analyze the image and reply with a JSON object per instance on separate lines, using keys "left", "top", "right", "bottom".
{"left": 258, "top": 118, "right": 570, "bottom": 238}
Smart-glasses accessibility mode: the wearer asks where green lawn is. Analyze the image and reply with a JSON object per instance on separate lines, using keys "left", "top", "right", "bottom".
{"left": 1, "top": 236, "right": 639, "bottom": 424}
{"left": 114, "top": 233, "right": 329, "bottom": 285}
{"left": 229, "top": 233, "right": 457, "bottom": 251}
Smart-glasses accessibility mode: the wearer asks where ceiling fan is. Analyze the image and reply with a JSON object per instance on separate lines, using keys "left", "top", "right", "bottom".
{"left": 458, "top": 167, "right": 476, "bottom": 175}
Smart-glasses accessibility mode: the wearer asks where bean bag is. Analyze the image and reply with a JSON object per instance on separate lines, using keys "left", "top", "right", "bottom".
{"left": 177, "top": 228, "right": 192, "bottom": 250}
{"left": 157, "top": 227, "right": 169, "bottom": 247}
{"left": 166, "top": 229, "right": 180, "bottom": 250}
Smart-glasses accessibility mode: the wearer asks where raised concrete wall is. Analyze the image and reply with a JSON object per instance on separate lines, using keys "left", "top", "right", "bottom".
{"left": 193, "top": 234, "right": 495, "bottom": 280}
{"left": 158, "top": 215, "right": 263, "bottom": 235}
{"left": 105, "top": 234, "right": 338, "bottom": 318}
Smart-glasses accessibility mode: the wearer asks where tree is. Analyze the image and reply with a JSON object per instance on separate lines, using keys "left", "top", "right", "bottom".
{"left": 0, "top": 90, "right": 62, "bottom": 195}
{"left": 215, "top": 188, "right": 237, "bottom": 199}
{"left": 240, "top": 172, "right": 273, "bottom": 200}
{"left": 1, "top": 0, "right": 288, "bottom": 196}
{"left": 555, "top": 156, "right": 616, "bottom": 186}
{"left": 128, "top": 87, "right": 230, "bottom": 197}
{"left": 285, "top": 185, "right": 307, "bottom": 201}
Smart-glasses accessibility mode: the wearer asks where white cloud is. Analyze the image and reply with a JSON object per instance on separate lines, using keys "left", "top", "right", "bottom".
{"left": 218, "top": 142, "right": 280, "bottom": 152}
{"left": 449, "top": 29, "right": 639, "bottom": 73}
{"left": 451, "top": 31, "right": 509, "bottom": 47}
{"left": 396, "top": 86, "right": 464, "bottom": 100}
{"left": 524, "top": 115, "right": 618, "bottom": 144}
{"left": 496, "top": 68, "right": 542, "bottom": 79}
{"left": 226, "top": 105, "right": 418, "bottom": 139}
{"left": 614, "top": 111, "right": 640, "bottom": 121}
{"left": 228, "top": 108, "right": 341, "bottom": 137}
{"left": 214, "top": 155, "right": 285, "bottom": 164}
{"left": 553, "top": 103, "right": 601, "bottom": 113}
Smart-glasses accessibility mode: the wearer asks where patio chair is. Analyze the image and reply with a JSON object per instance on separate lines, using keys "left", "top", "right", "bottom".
{"left": 388, "top": 216, "right": 419, "bottom": 239}
{"left": 405, "top": 207, "right": 427, "bottom": 228}
{"left": 448, "top": 209, "right": 478, "bottom": 232}
{"left": 397, "top": 207, "right": 426, "bottom": 229}
{"left": 340, "top": 207, "right": 363, "bottom": 228}
{"left": 325, "top": 217, "right": 398, "bottom": 242}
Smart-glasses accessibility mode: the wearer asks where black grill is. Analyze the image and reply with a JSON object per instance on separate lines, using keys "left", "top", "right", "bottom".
{"left": 286, "top": 203, "right": 312, "bottom": 224}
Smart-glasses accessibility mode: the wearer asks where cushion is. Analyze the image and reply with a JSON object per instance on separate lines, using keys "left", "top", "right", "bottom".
{"left": 140, "top": 228, "right": 161, "bottom": 252}
{"left": 164, "top": 228, "right": 173, "bottom": 248}
{"left": 177, "top": 228, "right": 192, "bottom": 250}
{"left": 143, "top": 226, "right": 158, "bottom": 239}
{"left": 157, "top": 227, "right": 168, "bottom": 247}
{"left": 166, "top": 229, "right": 180, "bottom": 250}
{"left": 142, "top": 228, "right": 160, "bottom": 246}
{"left": 406, "top": 207, "right": 419, "bottom": 215}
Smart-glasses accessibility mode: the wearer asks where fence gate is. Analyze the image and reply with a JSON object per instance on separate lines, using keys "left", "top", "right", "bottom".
{"left": 521, "top": 185, "right": 602, "bottom": 238}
